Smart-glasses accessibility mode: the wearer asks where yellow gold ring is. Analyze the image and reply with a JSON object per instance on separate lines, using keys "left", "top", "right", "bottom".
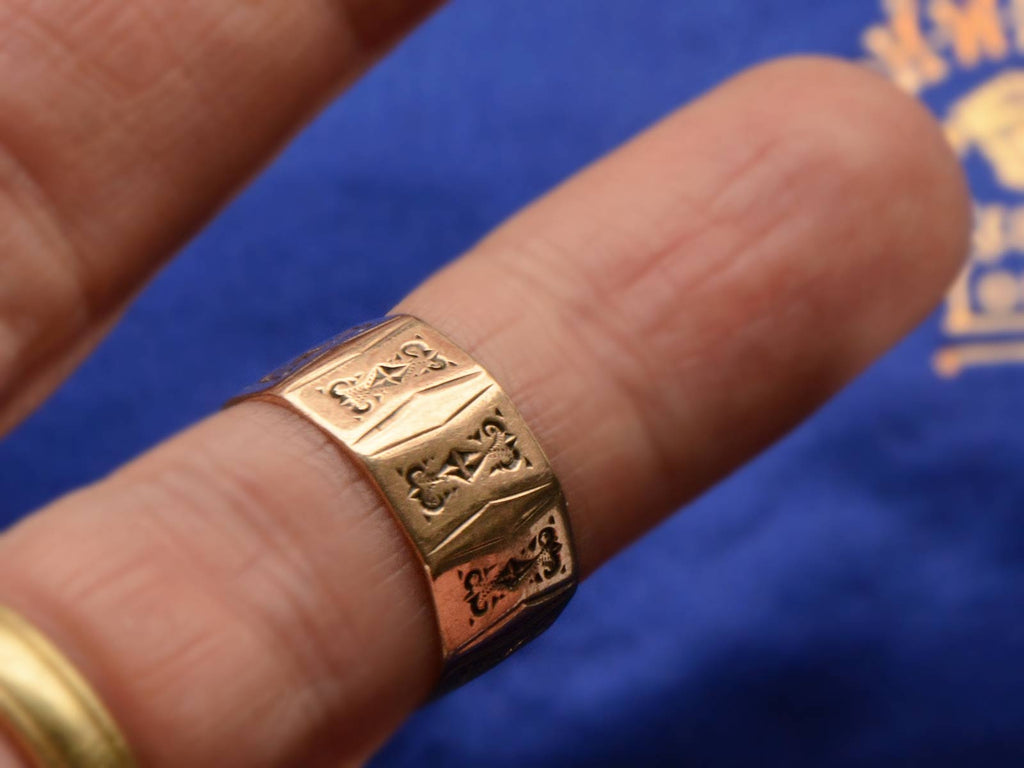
{"left": 235, "top": 315, "right": 579, "bottom": 693}
{"left": 0, "top": 607, "right": 136, "bottom": 768}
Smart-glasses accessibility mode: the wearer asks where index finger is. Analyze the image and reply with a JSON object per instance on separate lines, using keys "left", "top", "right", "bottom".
{"left": 0, "top": 0, "right": 442, "bottom": 432}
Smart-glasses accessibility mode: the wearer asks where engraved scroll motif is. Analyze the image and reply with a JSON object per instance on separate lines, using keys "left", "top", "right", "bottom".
{"left": 405, "top": 413, "right": 524, "bottom": 514}
{"left": 320, "top": 338, "right": 455, "bottom": 417}
{"left": 460, "top": 519, "right": 566, "bottom": 625}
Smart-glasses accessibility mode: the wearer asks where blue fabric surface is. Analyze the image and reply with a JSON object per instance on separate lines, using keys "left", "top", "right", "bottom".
{"left": 2, "top": 1, "right": 1023, "bottom": 765}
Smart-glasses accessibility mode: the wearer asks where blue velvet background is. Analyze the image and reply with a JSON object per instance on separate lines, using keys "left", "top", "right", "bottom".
{"left": 2, "top": 1, "right": 1023, "bottom": 765}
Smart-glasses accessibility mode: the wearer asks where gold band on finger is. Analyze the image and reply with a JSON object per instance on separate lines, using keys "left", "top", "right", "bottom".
{"left": 234, "top": 315, "right": 579, "bottom": 693}
{"left": 0, "top": 607, "right": 137, "bottom": 768}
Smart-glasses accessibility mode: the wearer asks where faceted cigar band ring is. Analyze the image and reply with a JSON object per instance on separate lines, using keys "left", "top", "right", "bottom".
{"left": 234, "top": 315, "right": 578, "bottom": 693}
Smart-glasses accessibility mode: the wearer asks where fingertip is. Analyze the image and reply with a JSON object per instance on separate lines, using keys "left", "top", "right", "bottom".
{"left": 711, "top": 56, "right": 970, "bottom": 369}
{"left": 741, "top": 55, "right": 971, "bottom": 287}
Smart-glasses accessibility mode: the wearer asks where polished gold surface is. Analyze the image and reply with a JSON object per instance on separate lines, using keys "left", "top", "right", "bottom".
{"left": 0, "top": 607, "right": 136, "bottom": 768}
{"left": 238, "top": 316, "right": 577, "bottom": 692}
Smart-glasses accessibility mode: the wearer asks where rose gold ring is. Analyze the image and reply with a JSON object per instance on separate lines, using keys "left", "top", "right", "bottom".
{"left": 233, "top": 315, "right": 578, "bottom": 693}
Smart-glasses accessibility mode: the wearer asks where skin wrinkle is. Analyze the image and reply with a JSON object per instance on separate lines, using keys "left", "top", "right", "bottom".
{"left": 608, "top": 130, "right": 790, "bottom": 305}
{"left": 104, "top": 408, "right": 439, "bottom": 762}
{"left": 0, "top": 1, "right": 167, "bottom": 227}
{"left": 0, "top": 124, "right": 90, "bottom": 405}
{"left": 516, "top": 270, "right": 659, "bottom": 565}
{"left": 475, "top": 122, "right": 877, "bottom": 526}
{"left": 497, "top": 248, "right": 680, "bottom": 505}
{"left": 193, "top": 409, "right": 436, "bottom": 669}
{"left": 126, "top": 625, "right": 224, "bottom": 701}
{"left": 417, "top": 260, "right": 621, "bottom": 564}
{"left": 0, "top": 2, "right": 193, "bottom": 417}
{"left": 59, "top": 1, "right": 184, "bottom": 99}
{"left": 84, "top": 478, "right": 340, "bottom": 765}
{"left": 627, "top": 134, "right": 907, "bottom": 395}
{"left": 430, "top": 251, "right": 662, "bottom": 568}
{"left": 0, "top": 509, "right": 268, "bottom": 744}
{"left": 139, "top": 460, "right": 368, "bottom": 706}
{"left": 475, "top": 131, "right": 846, "bottom": 554}
{"left": 621, "top": 144, "right": 833, "bottom": 360}
{"left": 96, "top": 2, "right": 261, "bottom": 109}
{"left": 1, "top": 0, "right": 162, "bottom": 109}
{"left": 0, "top": 0, "right": 442, "bottom": 435}
{"left": 615, "top": 74, "right": 952, "bottom": 353}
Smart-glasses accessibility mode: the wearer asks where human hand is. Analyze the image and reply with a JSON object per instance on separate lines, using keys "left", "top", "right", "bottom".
{"left": 0, "top": 2, "right": 969, "bottom": 766}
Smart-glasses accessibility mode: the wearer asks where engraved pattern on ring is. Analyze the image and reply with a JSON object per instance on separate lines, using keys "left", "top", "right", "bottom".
{"left": 235, "top": 316, "right": 577, "bottom": 690}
